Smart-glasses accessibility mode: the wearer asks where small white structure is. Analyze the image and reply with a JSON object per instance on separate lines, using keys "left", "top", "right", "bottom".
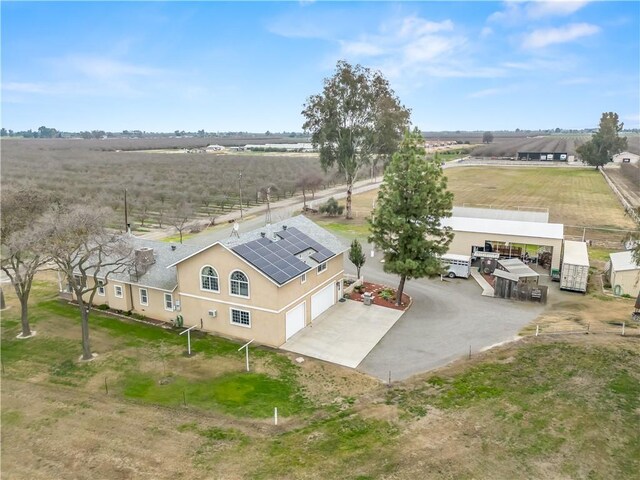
{"left": 560, "top": 241, "right": 589, "bottom": 293}
{"left": 608, "top": 251, "right": 640, "bottom": 297}
{"left": 611, "top": 151, "right": 639, "bottom": 164}
{"left": 205, "top": 144, "right": 225, "bottom": 152}
{"left": 441, "top": 253, "right": 471, "bottom": 278}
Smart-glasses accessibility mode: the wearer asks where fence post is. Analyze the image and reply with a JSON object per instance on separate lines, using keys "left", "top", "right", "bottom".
{"left": 535, "top": 325, "right": 539, "bottom": 337}
{"left": 622, "top": 322, "right": 625, "bottom": 336}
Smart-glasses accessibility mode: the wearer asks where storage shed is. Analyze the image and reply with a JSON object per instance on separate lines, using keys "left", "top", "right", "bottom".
{"left": 560, "top": 241, "right": 589, "bottom": 293}
{"left": 493, "top": 258, "right": 546, "bottom": 302}
{"left": 608, "top": 251, "right": 640, "bottom": 297}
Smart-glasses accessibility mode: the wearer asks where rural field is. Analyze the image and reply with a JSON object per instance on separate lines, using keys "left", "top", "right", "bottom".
{"left": 2, "top": 275, "right": 639, "bottom": 479}
{"left": 315, "top": 166, "right": 637, "bottom": 251}
{"left": 469, "top": 133, "right": 640, "bottom": 158}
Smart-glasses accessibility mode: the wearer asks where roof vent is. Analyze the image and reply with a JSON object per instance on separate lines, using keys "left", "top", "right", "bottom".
{"left": 282, "top": 225, "right": 287, "bottom": 231}
{"left": 260, "top": 232, "right": 266, "bottom": 238}
{"left": 171, "top": 245, "right": 177, "bottom": 251}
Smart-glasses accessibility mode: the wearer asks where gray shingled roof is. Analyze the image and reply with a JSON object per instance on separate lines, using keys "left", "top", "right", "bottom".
{"left": 106, "top": 236, "right": 200, "bottom": 291}
{"left": 221, "top": 215, "right": 347, "bottom": 254}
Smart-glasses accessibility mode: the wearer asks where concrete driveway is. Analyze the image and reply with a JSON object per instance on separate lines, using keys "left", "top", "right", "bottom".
{"left": 281, "top": 299, "right": 404, "bottom": 368}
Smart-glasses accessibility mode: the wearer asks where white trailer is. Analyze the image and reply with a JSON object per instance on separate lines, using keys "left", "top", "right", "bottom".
{"left": 442, "top": 254, "right": 472, "bottom": 279}
{"left": 560, "top": 241, "right": 589, "bottom": 293}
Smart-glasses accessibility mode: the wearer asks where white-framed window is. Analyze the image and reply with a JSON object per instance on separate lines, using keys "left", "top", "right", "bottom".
{"left": 97, "top": 280, "right": 105, "bottom": 296}
{"left": 114, "top": 285, "right": 123, "bottom": 298}
{"left": 139, "top": 288, "right": 149, "bottom": 306}
{"left": 230, "top": 308, "right": 251, "bottom": 327}
{"left": 230, "top": 270, "right": 249, "bottom": 297}
{"left": 164, "top": 293, "right": 174, "bottom": 311}
{"left": 317, "top": 262, "right": 327, "bottom": 274}
{"left": 301, "top": 272, "right": 307, "bottom": 284}
{"left": 201, "top": 266, "right": 220, "bottom": 292}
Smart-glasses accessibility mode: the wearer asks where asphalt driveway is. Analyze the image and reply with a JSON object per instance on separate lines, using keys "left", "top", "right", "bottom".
{"left": 353, "top": 251, "right": 545, "bottom": 381}
{"left": 281, "top": 299, "right": 404, "bottom": 368}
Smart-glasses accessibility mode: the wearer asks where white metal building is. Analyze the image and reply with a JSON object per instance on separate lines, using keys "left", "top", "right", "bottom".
{"left": 608, "top": 251, "right": 640, "bottom": 297}
{"left": 442, "top": 214, "right": 564, "bottom": 270}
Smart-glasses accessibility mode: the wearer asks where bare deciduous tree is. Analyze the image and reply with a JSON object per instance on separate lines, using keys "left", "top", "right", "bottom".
{"left": 170, "top": 203, "right": 194, "bottom": 244}
{"left": 0, "top": 188, "right": 50, "bottom": 338}
{"left": 42, "top": 205, "right": 133, "bottom": 360}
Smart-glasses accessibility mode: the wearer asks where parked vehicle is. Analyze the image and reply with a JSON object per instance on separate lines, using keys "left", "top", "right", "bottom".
{"left": 442, "top": 254, "right": 472, "bottom": 279}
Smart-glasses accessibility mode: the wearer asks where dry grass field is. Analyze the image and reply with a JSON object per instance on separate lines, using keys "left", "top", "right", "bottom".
{"left": 2, "top": 278, "right": 639, "bottom": 479}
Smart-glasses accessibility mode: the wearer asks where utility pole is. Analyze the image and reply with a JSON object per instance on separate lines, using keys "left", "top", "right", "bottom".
{"left": 124, "top": 189, "right": 129, "bottom": 232}
{"left": 238, "top": 173, "right": 244, "bottom": 220}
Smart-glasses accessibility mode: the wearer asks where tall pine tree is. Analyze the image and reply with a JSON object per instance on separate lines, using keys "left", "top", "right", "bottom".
{"left": 368, "top": 128, "right": 454, "bottom": 305}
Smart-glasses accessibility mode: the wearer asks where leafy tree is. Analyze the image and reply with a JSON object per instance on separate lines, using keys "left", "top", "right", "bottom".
{"left": 482, "top": 131, "right": 494, "bottom": 144}
{"left": 349, "top": 239, "right": 366, "bottom": 279}
{"left": 42, "top": 205, "right": 132, "bottom": 360}
{"left": 577, "top": 112, "right": 628, "bottom": 170}
{"left": 0, "top": 128, "right": 7, "bottom": 137}
{"left": 302, "top": 60, "right": 410, "bottom": 219}
{"left": 319, "top": 197, "right": 344, "bottom": 217}
{"left": 368, "top": 129, "right": 454, "bottom": 305}
{"left": 0, "top": 188, "right": 50, "bottom": 338}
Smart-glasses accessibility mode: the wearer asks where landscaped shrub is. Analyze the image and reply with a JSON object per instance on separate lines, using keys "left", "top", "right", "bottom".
{"left": 97, "top": 304, "right": 110, "bottom": 310}
{"left": 378, "top": 288, "right": 394, "bottom": 301}
{"left": 319, "top": 197, "right": 344, "bottom": 216}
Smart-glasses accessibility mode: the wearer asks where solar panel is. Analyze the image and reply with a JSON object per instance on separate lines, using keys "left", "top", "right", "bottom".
{"left": 231, "top": 226, "right": 336, "bottom": 285}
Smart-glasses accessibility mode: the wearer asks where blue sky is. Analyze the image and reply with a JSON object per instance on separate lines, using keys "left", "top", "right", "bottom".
{"left": 2, "top": 1, "right": 638, "bottom": 132}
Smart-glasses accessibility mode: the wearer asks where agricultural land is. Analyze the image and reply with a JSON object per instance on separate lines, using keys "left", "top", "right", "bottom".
{"left": 2, "top": 136, "right": 640, "bottom": 479}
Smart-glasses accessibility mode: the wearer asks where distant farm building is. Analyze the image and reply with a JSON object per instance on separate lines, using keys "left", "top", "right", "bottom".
{"left": 517, "top": 151, "right": 573, "bottom": 161}
{"left": 205, "top": 144, "right": 225, "bottom": 152}
{"left": 611, "top": 151, "right": 639, "bottom": 164}
{"left": 244, "top": 143, "right": 315, "bottom": 152}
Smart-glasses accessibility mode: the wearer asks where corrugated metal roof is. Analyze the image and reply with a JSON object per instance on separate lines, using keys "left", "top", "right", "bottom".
{"left": 497, "top": 258, "right": 539, "bottom": 278}
{"left": 453, "top": 206, "right": 549, "bottom": 223}
{"left": 442, "top": 216, "right": 564, "bottom": 240}
{"left": 563, "top": 241, "right": 589, "bottom": 267}
{"left": 610, "top": 251, "right": 640, "bottom": 272}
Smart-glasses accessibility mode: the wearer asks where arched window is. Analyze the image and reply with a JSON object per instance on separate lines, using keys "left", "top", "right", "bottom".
{"left": 230, "top": 270, "right": 249, "bottom": 297}
{"left": 201, "top": 266, "right": 219, "bottom": 292}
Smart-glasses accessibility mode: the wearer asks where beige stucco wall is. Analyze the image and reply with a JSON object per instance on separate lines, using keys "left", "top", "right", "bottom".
{"left": 174, "top": 244, "right": 344, "bottom": 347}
{"left": 610, "top": 269, "right": 640, "bottom": 297}
{"left": 79, "top": 277, "right": 175, "bottom": 322}
{"left": 448, "top": 231, "right": 563, "bottom": 270}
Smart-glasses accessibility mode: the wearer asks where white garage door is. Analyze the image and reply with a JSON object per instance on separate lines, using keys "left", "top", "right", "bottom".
{"left": 311, "top": 283, "right": 335, "bottom": 320}
{"left": 285, "top": 302, "right": 306, "bottom": 340}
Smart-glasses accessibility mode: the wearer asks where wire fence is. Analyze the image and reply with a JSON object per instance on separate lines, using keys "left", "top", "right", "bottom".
{"left": 526, "top": 322, "right": 640, "bottom": 338}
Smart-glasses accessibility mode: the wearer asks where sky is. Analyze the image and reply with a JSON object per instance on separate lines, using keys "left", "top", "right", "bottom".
{"left": 2, "top": 1, "right": 639, "bottom": 132}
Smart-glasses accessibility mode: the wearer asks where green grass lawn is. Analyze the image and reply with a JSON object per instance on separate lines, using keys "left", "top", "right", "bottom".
{"left": 2, "top": 280, "right": 639, "bottom": 478}
{"left": 1, "top": 281, "right": 311, "bottom": 418}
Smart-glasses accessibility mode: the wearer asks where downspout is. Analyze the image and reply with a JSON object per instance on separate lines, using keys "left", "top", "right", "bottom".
{"left": 129, "top": 283, "right": 135, "bottom": 312}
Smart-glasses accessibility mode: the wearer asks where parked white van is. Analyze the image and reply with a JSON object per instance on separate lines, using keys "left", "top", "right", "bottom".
{"left": 441, "top": 254, "right": 472, "bottom": 278}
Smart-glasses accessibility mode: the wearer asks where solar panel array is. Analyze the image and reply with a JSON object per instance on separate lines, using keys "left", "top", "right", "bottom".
{"left": 231, "top": 227, "right": 336, "bottom": 285}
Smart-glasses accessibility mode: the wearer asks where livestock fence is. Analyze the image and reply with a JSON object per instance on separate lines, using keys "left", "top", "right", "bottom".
{"left": 526, "top": 321, "right": 640, "bottom": 338}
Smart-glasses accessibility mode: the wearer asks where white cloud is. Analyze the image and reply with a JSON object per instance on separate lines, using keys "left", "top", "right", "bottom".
{"left": 522, "top": 23, "right": 600, "bottom": 48}
{"left": 62, "top": 56, "right": 163, "bottom": 80}
{"left": 480, "top": 26, "right": 493, "bottom": 37}
{"left": 333, "top": 15, "right": 503, "bottom": 82}
{"left": 468, "top": 88, "right": 503, "bottom": 98}
{"left": 339, "top": 40, "right": 386, "bottom": 57}
{"left": 489, "top": 0, "right": 592, "bottom": 24}
{"left": 527, "top": 1, "right": 590, "bottom": 19}
{"left": 2, "top": 82, "right": 48, "bottom": 94}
